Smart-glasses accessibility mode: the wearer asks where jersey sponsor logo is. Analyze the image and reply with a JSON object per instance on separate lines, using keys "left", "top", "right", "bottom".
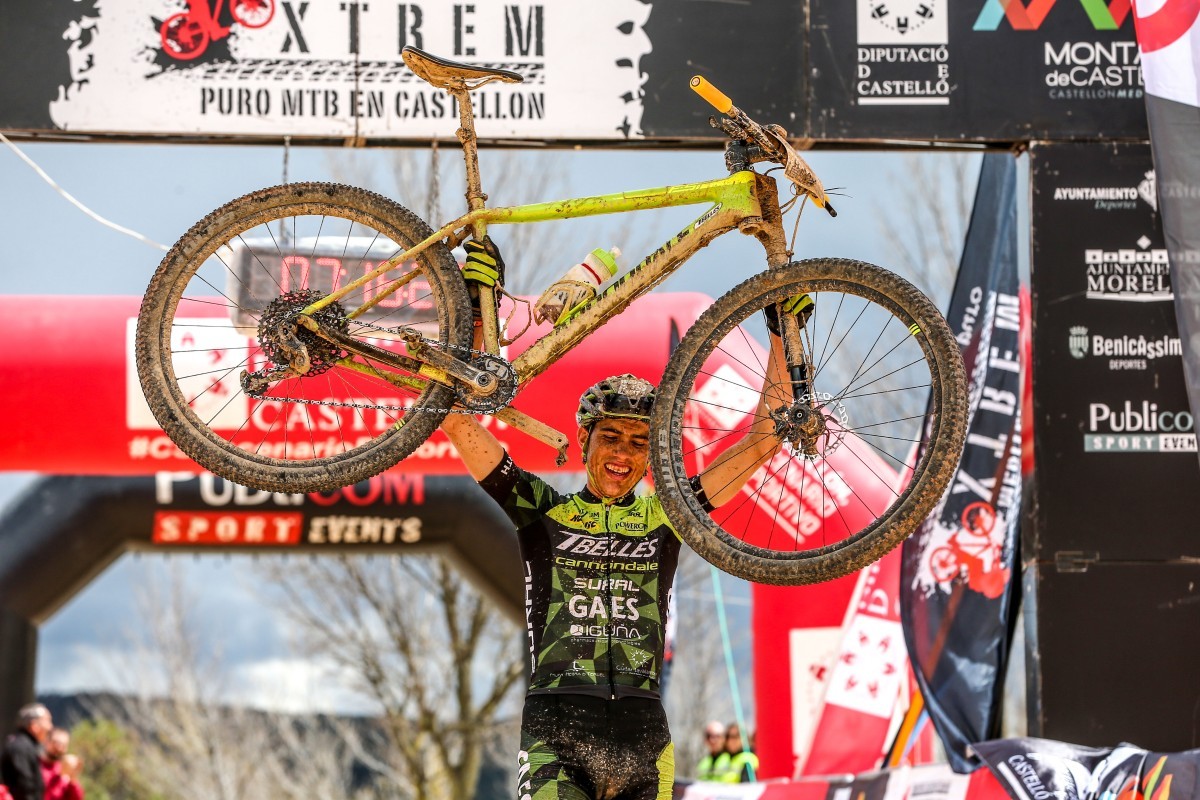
{"left": 568, "top": 593, "right": 641, "bottom": 621}
{"left": 555, "top": 532, "right": 659, "bottom": 558}
{"left": 524, "top": 561, "right": 537, "bottom": 675}
{"left": 573, "top": 577, "right": 640, "bottom": 592}
{"left": 554, "top": 556, "right": 659, "bottom": 572}
{"left": 569, "top": 623, "right": 643, "bottom": 640}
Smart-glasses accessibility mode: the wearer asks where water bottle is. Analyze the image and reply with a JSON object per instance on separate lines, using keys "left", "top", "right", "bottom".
{"left": 534, "top": 247, "right": 621, "bottom": 325}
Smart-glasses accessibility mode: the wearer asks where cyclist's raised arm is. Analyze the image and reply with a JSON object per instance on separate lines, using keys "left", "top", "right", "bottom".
{"left": 696, "top": 333, "right": 790, "bottom": 507}
{"left": 441, "top": 413, "right": 506, "bottom": 482}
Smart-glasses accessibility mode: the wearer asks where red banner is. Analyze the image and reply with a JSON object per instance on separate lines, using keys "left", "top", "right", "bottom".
{"left": 0, "top": 293, "right": 713, "bottom": 474}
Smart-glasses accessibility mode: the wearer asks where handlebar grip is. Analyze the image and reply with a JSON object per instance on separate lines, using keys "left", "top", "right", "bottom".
{"left": 690, "top": 76, "right": 733, "bottom": 114}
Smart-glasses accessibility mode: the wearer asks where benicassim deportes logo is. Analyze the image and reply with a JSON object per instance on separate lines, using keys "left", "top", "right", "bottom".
{"left": 973, "top": 0, "right": 1132, "bottom": 30}
{"left": 1069, "top": 326, "right": 1089, "bottom": 358}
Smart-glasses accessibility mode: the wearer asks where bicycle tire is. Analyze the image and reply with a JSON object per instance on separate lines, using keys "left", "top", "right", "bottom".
{"left": 136, "top": 182, "right": 472, "bottom": 493}
{"left": 161, "top": 14, "right": 209, "bottom": 60}
{"left": 651, "top": 258, "right": 967, "bottom": 585}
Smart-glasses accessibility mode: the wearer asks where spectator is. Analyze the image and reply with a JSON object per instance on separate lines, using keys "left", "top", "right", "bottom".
{"left": 0, "top": 704, "right": 52, "bottom": 800}
{"left": 41, "top": 729, "right": 72, "bottom": 800}
{"left": 696, "top": 721, "right": 729, "bottom": 781}
{"left": 52, "top": 756, "right": 81, "bottom": 800}
{"left": 720, "top": 723, "right": 759, "bottom": 783}
{"left": 40, "top": 728, "right": 69, "bottom": 795}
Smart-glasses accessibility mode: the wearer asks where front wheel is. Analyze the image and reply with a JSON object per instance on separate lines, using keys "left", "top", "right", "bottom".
{"left": 136, "top": 182, "right": 472, "bottom": 493}
{"left": 651, "top": 258, "right": 967, "bottom": 585}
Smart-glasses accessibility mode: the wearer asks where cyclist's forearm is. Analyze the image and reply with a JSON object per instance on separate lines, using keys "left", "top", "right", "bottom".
{"left": 698, "top": 433, "right": 780, "bottom": 506}
{"left": 442, "top": 414, "right": 505, "bottom": 481}
{"left": 699, "top": 337, "right": 789, "bottom": 506}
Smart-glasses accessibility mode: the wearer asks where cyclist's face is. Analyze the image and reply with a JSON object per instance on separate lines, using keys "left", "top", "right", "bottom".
{"left": 580, "top": 418, "right": 650, "bottom": 500}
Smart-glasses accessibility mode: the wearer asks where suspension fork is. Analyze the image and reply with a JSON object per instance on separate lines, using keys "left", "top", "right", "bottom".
{"left": 746, "top": 174, "right": 816, "bottom": 405}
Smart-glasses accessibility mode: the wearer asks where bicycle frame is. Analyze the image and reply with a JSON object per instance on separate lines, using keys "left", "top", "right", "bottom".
{"left": 298, "top": 81, "right": 796, "bottom": 458}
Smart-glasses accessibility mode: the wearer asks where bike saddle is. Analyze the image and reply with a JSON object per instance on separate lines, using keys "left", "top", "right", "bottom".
{"left": 402, "top": 46, "right": 524, "bottom": 89}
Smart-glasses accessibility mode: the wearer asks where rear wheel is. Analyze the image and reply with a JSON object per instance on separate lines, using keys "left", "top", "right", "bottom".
{"left": 652, "top": 258, "right": 966, "bottom": 585}
{"left": 231, "top": 0, "right": 275, "bottom": 28}
{"left": 136, "top": 182, "right": 471, "bottom": 493}
{"left": 161, "top": 13, "right": 209, "bottom": 60}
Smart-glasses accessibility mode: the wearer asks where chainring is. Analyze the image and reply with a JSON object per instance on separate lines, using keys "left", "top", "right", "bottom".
{"left": 454, "top": 352, "right": 518, "bottom": 413}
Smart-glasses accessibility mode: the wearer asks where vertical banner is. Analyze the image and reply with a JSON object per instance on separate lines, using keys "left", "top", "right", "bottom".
{"left": 802, "top": 549, "right": 910, "bottom": 776}
{"left": 1133, "top": 0, "right": 1200, "bottom": 472}
{"left": 900, "top": 153, "right": 1022, "bottom": 772}
{"left": 1029, "top": 143, "right": 1200, "bottom": 748}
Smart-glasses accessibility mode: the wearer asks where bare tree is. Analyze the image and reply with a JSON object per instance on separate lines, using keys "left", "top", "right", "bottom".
{"left": 325, "top": 145, "right": 657, "bottom": 297}
{"left": 877, "top": 152, "right": 980, "bottom": 305}
{"left": 90, "top": 562, "right": 376, "bottom": 800}
{"left": 260, "top": 554, "right": 526, "bottom": 800}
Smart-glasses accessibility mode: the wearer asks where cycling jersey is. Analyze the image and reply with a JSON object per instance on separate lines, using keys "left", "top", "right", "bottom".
{"left": 480, "top": 453, "right": 683, "bottom": 699}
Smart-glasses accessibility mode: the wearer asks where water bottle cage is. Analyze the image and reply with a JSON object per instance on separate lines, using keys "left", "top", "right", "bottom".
{"left": 533, "top": 279, "right": 597, "bottom": 327}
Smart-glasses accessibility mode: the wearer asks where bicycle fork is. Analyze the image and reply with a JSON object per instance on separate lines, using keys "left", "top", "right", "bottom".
{"left": 747, "top": 174, "right": 824, "bottom": 457}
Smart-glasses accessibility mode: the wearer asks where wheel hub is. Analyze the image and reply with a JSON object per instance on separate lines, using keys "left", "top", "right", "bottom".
{"left": 771, "top": 392, "right": 850, "bottom": 458}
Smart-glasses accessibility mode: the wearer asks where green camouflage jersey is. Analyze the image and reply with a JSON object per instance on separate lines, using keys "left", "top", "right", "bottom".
{"left": 480, "top": 453, "right": 683, "bottom": 700}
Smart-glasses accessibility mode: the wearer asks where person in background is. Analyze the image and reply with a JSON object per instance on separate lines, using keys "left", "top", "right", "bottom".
{"left": 0, "top": 704, "right": 52, "bottom": 800}
{"left": 39, "top": 728, "right": 69, "bottom": 798}
{"left": 51, "top": 756, "right": 82, "bottom": 800}
{"left": 719, "top": 723, "right": 759, "bottom": 783}
{"left": 696, "top": 721, "right": 729, "bottom": 781}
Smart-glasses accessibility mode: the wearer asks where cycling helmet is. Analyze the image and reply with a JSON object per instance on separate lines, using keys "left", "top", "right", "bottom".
{"left": 576, "top": 374, "right": 657, "bottom": 427}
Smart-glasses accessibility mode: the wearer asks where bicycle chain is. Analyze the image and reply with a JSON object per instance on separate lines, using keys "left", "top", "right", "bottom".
{"left": 249, "top": 313, "right": 516, "bottom": 416}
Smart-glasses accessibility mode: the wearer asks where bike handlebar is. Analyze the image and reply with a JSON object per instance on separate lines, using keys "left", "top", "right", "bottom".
{"left": 691, "top": 74, "right": 837, "bottom": 218}
{"left": 689, "top": 76, "right": 733, "bottom": 114}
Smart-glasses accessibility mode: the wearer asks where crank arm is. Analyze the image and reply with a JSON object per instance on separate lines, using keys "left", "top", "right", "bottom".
{"left": 494, "top": 407, "right": 571, "bottom": 466}
{"left": 402, "top": 331, "right": 499, "bottom": 395}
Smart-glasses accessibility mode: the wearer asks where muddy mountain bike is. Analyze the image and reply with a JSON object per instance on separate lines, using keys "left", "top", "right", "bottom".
{"left": 136, "top": 47, "right": 967, "bottom": 585}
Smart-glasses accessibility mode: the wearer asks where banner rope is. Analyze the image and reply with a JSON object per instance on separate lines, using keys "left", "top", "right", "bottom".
{"left": 0, "top": 131, "right": 168, "bottom": 251}
{"left": 709, "top": 564, "right": 757, "bottom": 782}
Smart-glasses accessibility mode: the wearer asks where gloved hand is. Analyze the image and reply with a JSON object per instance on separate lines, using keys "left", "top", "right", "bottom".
{"left": 763, "top": 292, "right": 814, "bottom": 336}
{"left": 462, "top": 237, "right": 505, "bottom": 288}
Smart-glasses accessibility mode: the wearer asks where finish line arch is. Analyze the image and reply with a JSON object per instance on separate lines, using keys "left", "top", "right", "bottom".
{"left": 0, "top": 471, "right": 523, "bottom": 726}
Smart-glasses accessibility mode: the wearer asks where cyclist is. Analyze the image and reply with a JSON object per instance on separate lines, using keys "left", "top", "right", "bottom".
{"left": 441, "top": 239, "right": 800, "bottom": 800}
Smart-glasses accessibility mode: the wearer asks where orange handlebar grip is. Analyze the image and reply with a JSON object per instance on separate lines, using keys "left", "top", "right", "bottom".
{"left": 690, "top": 76, "right": 733, "bottom": 114}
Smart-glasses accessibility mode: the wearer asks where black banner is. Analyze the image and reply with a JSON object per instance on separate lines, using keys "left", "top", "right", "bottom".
{"left": 900, "top": 153, "right": 1022, "bottom": 773}
{"left": 1028, "top": 142, "right": 1200, "bottom": 751}
{"left": 0, "top": 473, "right": 523, "bottom": 623}
{"left": 973, "top": 737, "right": 1200, "bottom": 800}
{"left": 0, "top": 0, "right": 1146, "bottom": 143}
{"left": 807, "top": 0, "right": 1148, "bottom": 142}
{"left": 1030, "top": 143, "right": 1200, "bottom": 559}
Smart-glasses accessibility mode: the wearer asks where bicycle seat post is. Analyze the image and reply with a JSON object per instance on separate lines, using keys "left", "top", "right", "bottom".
{"left": 449, "top": 85, "right": 488, "bottom": 240}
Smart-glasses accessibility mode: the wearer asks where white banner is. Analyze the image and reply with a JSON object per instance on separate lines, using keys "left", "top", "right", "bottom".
{"left": 50, "top": 0, "right": 653, "bottom": 140}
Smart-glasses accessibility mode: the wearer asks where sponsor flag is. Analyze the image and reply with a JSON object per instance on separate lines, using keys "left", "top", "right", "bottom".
{"left": 973, "top": 737, "right": 1200, "bottom": 800}
{"left": 801, "top": 547, "right": 909, "bottom": 776}
{"left": 1132, "top": 0, "right": 1200, "bottom": 471}
{"left": 899, "top": 153, "right": 1023, "bottom": 772}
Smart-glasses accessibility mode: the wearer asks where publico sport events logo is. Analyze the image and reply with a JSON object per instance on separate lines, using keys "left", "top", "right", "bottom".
{"left": 1086, "top": 401, "right": 1197, "bottom": 453}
